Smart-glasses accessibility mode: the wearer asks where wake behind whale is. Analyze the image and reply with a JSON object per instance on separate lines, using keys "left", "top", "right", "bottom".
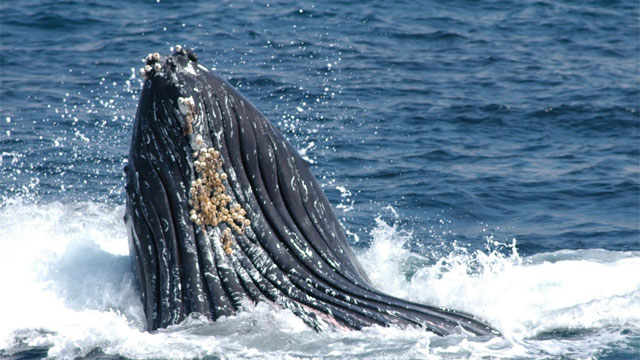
{"left": 124, "top": 47, "right": 498, "bottom": 337}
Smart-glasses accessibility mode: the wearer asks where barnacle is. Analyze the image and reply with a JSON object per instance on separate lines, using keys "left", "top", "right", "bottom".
{"left": 178, "top": 96, "right": 195, "bottom": 135}
{"left": 188, "top": 146, "right": 250, "bottom": 254}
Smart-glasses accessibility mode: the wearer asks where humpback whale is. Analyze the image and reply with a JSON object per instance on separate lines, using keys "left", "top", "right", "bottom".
{"left": 124, "top": 47, "right": 499, "bottom": 337}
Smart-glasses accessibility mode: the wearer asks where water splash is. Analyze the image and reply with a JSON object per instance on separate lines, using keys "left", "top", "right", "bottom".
{"left": 359, "top": 211, "right": 640, "bottom": 358}
{"left": 0, "top": 199, "right": 638, "bottom": 359}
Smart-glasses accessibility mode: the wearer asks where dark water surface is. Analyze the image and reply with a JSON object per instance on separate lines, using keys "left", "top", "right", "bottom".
{"left": 1, "top": 1, "right": 639, "bottom": 359}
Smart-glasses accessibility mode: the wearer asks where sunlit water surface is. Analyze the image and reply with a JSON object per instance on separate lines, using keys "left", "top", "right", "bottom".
{"left": 1, "top": 1, "right": 638, "bottom": 359}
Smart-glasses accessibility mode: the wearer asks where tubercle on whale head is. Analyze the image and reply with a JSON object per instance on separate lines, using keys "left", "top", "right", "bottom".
{"left": 138, "top": 45, "right": 198, "bottom": 79}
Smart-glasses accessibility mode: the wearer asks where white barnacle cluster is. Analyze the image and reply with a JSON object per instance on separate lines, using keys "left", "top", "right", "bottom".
{"left": 177, "top": 96, "right": 195, "bottom": 114}
{"left": 139, "top": 52, "right": 162, "bottom": 79}
{"left": 188, "top": 147, "right": 250, "bottom": 254}
{"left": 178, "top": 96, "right": 195, "bottom": 135}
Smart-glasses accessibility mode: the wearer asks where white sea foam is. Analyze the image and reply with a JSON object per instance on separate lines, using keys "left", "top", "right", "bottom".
{"left": 0, "top": 199, "right": 638, "bottom": 359}
{"left": 359, "top": 216, "right": 640, "bottom": 358}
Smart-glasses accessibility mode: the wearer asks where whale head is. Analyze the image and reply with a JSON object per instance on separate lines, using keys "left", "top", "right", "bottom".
{"left": 124, "top": 47, "right": 499, "bottom": 337}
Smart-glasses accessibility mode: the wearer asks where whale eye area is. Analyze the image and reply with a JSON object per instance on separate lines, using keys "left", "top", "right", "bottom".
{"left": 188, "top": 147, "right": 250, "bottom": 254}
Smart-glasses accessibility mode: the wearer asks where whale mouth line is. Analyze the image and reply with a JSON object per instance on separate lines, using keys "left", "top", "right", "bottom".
{"left": 124, "top": 46, "right": 500, "bottom": 337}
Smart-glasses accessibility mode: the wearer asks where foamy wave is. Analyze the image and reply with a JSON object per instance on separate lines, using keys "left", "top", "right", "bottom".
{"left": 0, "top": 200, "right": 638, "bottom": 359}
{"left": 359, "top": 213, "right": 640, "bottom": 358}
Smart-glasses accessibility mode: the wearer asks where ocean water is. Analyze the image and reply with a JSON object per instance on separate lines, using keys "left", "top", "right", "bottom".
{"left": 0, "top": 0, "right": 638, "bottom": 359}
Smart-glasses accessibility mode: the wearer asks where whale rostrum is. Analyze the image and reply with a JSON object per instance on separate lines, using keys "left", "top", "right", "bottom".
{"left": 124, "top": 47, "right": 500, "bottom": 336}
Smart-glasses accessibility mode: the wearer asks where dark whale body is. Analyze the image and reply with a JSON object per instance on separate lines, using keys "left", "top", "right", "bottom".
{"left": 124, "top": 47, "right": 499, "bottom": 337}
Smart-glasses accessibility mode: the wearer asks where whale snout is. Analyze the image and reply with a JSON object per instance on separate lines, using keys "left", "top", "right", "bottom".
{"left": 139, "top": 45, "right": 198, "bottom": 80}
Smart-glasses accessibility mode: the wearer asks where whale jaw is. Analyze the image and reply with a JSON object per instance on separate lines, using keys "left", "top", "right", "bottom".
{"left": 124, "top": 48, "right": 500, "bottom": 337}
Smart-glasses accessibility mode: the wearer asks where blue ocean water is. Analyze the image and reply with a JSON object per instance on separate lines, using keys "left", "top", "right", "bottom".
{"left": 1, "top": 1, "right": 639, "bottom": 359}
